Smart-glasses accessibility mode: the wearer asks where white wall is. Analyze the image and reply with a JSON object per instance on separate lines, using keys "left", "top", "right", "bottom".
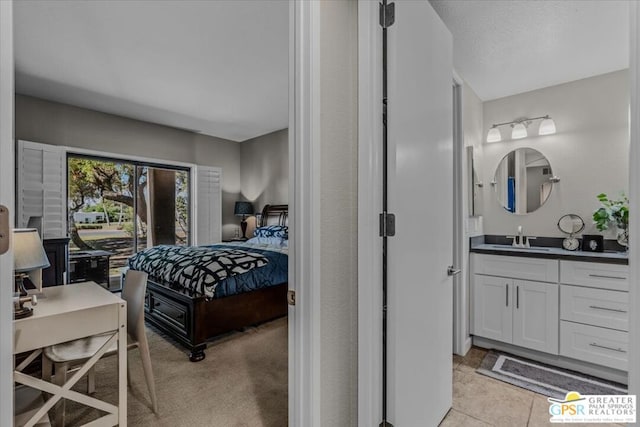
{"left": 15, "top": 94, "right": 243, "bottom": 239}
{"left": 628, "top": 0, "right": 639, "bottom": 397}
{"left": 319, "top": 0, "right": 358, "bottom": 424}
{"left": 458, "top": 81, "right": 483, "bottom": 355}
{"left": 463, "top": 81, "right": 484, "bottom": 224}
{"left": 480, "top": 70, "right": 629, "bottom": 238}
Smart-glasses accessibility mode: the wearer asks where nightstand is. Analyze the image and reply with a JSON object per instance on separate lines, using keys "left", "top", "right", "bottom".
{"left": 69, "top": 250, "right": 113, "bottom": 289}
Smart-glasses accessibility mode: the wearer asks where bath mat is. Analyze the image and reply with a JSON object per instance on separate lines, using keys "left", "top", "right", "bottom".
{"left": 476, "top": 350, "right": 627, "bottom": 399}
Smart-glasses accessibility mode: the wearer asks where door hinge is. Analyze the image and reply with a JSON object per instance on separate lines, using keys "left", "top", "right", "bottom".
{"left": 379, "top": 2, "right": 395, "bottom": 28}
{"left": 379, "top": 212, "right": 396, "bottom": 237}
{"left": 287, "top": 289, "right": 296, "bottom": 306}
{"left": 0, "top": 205, "right": 9, "bottom": 255}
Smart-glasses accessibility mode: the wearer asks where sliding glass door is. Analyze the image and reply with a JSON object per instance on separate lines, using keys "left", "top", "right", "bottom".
{"left": 67, "top": 154, "right": 190, "bottom": 290}
{"left": 135, "top": 165, "right": 190, "bottom": 252}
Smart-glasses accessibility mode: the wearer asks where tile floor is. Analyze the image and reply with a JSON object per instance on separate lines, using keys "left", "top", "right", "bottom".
{"left": 440, "top": 347, "right": 625, "bottom": 427}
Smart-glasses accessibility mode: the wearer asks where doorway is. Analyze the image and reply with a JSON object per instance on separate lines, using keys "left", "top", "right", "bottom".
{"left": 358, "top": 1, "right": 640, "bottom": 426}
{"left": 9, "top": 2, "right": 294, "bottom": 425}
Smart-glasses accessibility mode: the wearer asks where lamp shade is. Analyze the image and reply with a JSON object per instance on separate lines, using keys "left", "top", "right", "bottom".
{"left": 511, "top": 123, "right": 528, "bottom": 139}
{"left": 234, "top": 201, "right": 254, "bottom": 216}
{"left": 538, "top": 117, "right": 556, "bottom": 135}
{"left": 486, "top": 127, "right": 502, "bottom": 143}
{"left": 13, "top": 228, "right": 50, "bottom": 273}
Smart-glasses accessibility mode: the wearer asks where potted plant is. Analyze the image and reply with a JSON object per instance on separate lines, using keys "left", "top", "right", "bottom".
{"left": 592, "top": 192, "right": 629, "bottom": 248}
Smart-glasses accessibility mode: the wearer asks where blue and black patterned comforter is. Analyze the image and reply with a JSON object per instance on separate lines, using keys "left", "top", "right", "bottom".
{"left": 128, "top": 243, "right": 288, "bottom": 299}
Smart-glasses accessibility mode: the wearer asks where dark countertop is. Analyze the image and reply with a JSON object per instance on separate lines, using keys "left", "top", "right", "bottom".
{"left": 470, "top": 243, "right": 628, "bottom": 265}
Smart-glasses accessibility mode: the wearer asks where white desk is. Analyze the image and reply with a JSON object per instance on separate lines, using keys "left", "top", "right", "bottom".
{"left": 14, "top": 282, "right": 127, "bottom": 427}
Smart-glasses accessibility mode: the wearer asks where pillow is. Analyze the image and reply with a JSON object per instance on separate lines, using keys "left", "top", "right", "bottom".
{"left": 254, "top": 225, "right": 288, "bottom": 239}
{"left": 246, "top": 236, "right": 286, "bottom": 247}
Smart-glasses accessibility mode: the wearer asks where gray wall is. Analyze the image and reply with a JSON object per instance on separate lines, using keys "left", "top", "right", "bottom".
{"left": 240, "top": 128, "right": 288, "bottom": 210}
{"left": 480, "top": 70, "right": 629, "bottom": 238}
{"left": 319, "top": 0, "right": 358, "bottom": 424}
{"left": 15, "top": 94, "right": 242, "bottom": 239}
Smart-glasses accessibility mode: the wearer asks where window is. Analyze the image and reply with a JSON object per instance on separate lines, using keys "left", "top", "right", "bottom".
{"left": 67, "top": 154, "right": 191, "bottom": 286}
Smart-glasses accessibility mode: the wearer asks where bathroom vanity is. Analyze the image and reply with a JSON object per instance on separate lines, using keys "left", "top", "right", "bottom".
{"left": 470, "top": 243, "right": 629, "bottom": 383}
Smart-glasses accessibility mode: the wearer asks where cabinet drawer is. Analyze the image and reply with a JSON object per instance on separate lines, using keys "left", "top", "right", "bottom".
{"left": 560, "top": 261, "right": 628, "bottom": 291}
{"left": 560, "top": 285, "right": 629, "bottom": 331}
{"left": 471, "top": 254, "right": 558, "bottom": 283}
{"left": 149, "top": 292, "right": 190, "bottom": 338}
{"left": 560, "top": 321, "right": 628, "bottom": 371}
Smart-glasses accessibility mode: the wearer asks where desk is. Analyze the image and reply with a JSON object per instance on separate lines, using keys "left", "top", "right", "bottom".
{"left": 14, "top": 282, "right": 127, "bottom": 427}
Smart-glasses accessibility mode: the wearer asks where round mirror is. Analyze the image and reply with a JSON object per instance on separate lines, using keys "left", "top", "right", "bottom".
{"left": 493, "top": 147, "right": 554, "bottom": 214}
{"left": 558, "top": 214, "right": 585, "bottom": 235}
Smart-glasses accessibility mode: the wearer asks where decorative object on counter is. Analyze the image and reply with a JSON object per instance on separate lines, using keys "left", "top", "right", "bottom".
{"left": 234, "top": 201, "right": 254, "bottom": 240}
{"left": 593, "top": 192, "right": 629, "bottom": 249}
{"left": 493, "top": 147, "right": 555, "bottom": 215}
{"left": 582, "top": 235, "right": 604, "bottom": 252}
{"left": 485, "top": 115, "right": 556, "bottom": 143}
{"left": 13, "top": 228, "right": 50, "bottom": 318}
{"left": 557, "top": 214, "right": 585, "bottom": 251}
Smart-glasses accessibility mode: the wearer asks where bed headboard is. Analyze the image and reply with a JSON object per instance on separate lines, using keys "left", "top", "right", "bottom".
{"left": 259, "top": 204, "right": 288, "bottom": 227}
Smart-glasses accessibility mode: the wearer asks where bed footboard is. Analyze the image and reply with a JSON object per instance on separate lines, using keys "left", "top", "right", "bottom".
{"left": 144, "top": 279, "right": 288, "bottom": 361}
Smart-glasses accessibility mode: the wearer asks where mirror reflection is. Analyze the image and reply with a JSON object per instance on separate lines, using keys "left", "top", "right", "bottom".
{"left": 558, "top": 214, "right": 585, "bottom": 235}
{"left": 467, "top": 146, "right": 482, "bottom": 217}
{"left": 493, "top": 147, "right": 553, "bottom": 214}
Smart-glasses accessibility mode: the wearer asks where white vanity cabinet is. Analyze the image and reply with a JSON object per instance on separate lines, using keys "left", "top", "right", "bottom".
{"left": 471, "top": 254, "right": 559, "bottom": 354}
{"left": 471, "top": 251, "right": 630, "bottom": 375}
{"left": 513, "top": 280, "right": 559, "bottom": 353}
{"left": 559, "top": 260, "right": 629, "bottom": 371}
{"left": 472, "top": 274, "right": 513, "bottom": 343}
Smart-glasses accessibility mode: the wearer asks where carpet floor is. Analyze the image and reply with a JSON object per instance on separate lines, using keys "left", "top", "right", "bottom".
{"left": 62, "top": 317, "right": 288, "bottom": 427}
{"left": 477, "top": 350, "right": 626, "bottom": 399}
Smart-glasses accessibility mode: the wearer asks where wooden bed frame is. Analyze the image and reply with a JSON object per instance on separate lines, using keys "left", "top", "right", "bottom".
{"left": 142, "top": 204, "right": 288, "bottom": 361}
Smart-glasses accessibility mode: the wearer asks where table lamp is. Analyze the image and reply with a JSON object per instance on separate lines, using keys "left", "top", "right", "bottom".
{"left": 234, "top": 201, "right": 254, "bottom": 239}
{"left": 13, "top": 229, "right": 49, "bottom": 318}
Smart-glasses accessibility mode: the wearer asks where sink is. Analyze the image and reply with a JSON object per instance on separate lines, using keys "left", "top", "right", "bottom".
{"left": 488, "top": 245, "right": 551, "bottom": 252}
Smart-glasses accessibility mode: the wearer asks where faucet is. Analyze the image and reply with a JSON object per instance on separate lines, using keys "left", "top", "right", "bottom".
{"left": 507, "top": 226, "right": 532, "bottom": 248}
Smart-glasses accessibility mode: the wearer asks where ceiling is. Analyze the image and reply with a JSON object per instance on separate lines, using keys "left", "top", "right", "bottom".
{"left": 14, "top": 0, "right": 288, "bottom": 142}
{"left": 430, "top": 0, "right": 629, "bottom": 101}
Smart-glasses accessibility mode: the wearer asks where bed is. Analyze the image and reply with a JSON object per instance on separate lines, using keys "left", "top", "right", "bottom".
{"left": 129, "top": 204, "right": 288, "bottom": 361}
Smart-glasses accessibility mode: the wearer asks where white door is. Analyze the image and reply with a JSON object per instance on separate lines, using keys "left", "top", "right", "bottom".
{"left": 0, "top": 1, "right": 14, "bottom": 424}
{"left": 512, "top": 280, "right": 559, "bottom": 354}
{"left": 386, "top": 1, "right": 454, "bottom": 424}
{"left": 472, "top": 275, "right": 513, "bottom": 343}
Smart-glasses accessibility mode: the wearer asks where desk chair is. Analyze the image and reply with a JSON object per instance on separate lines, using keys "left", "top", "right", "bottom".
{"left": 42, "top": 270, "right": 158, "bottom": 425}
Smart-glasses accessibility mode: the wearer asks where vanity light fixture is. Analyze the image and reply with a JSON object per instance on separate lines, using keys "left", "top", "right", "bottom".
{"left": 485, "top": 115, "right": 556, "bottom": 142}
{"left": 511, "top": 122, "right": 528, "bottom": 139}
{"left": 486, "top": 126, "right": 502, "bottom": 143}
{"left": 538, "top": 116, "right": 557, "bottom": 135}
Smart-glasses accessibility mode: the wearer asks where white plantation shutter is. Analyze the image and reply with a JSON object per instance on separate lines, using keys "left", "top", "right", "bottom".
{"left": 195, "top": 166, "right": 222, "bottom": 245}
{"left": 17, "top": 140, "right": 66, "bottom": 239}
